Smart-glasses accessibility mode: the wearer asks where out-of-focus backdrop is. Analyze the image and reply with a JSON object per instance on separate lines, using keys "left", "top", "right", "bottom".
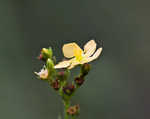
{"left": 0, "top": 0, "right": 150, "bottom": 119}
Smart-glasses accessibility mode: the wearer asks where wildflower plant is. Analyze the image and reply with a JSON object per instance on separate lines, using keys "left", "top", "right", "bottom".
{"left": 34, "top": 40, "right": 102, "bottom": 119}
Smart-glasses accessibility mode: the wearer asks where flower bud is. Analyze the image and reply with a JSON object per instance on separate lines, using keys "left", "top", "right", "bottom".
{"left": 57, "top": 69, "right": 70, "bottom": 81}
{"left": 38, "top": 54, "right": 43, "bottom": 60}
{"left": 46, "top": 58, "right": 54, "bottom": 70}
{"left": 57, "top": 71, "right": 65, "bottom": 81}
{"left": 51, "top": 79, "right": 60, "bottom": 91}
{"left": 81, "top": 63, "right": 91, "bottom": 76}
{"left": 58, "top": 71, "right": 65, "bottom": 77}
{"left": 67, "top": 104, "right": 80, "bottom": 116}
{"left": 63, "top": 84, "right": 75, "bottom": 96}
{"left": 74, "top": 76, "right": 84, "bottom": 86}
{"left": 39, "top": 47, "right": 53, "bottom": 61}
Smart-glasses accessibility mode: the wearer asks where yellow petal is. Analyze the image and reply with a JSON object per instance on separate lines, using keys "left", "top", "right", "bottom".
{"left": 54, "top": 60, "right": 71, "bottom": 69}
{"left": 84, "top": 40, "right": 97, "bottom": 57}
{"left": 84, "top": 48, "right": 102, "bottom": 63}
{"left": 63, "top": 43, "right": 83, "bottom": 58}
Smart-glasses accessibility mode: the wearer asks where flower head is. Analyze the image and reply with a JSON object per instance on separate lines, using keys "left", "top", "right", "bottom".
{"left": 35, "top": 68, "right": 48, "bottom": 80}
{"left": 54, "top": 40, "right": 102, "bottom": 69}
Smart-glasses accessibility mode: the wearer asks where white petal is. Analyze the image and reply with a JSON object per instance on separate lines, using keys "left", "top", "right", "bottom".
{"left": 35, "top": 69, "right": 49, "bottom": 79}
{"left": 86, "top": 48, "right": 103, "bottom": 63}
{"left": 54, "top": 60, "right": 71, "bottom": 69}
{"left": 62, "top": 43, "right": 83, "bottom": 58}
{"left": 34, "top": 72, "right": 39, "bottom": 76}
{"left": 84, "top": 40, "right": 97, "bottom": 57}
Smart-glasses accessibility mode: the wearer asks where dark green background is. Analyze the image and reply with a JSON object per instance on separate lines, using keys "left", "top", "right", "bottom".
{"left": 0, "top": 0, "right": 150, "bottom": 119}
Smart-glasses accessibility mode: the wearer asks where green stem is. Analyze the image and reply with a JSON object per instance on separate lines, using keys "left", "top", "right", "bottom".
{"left": 71, "top": 116, "right": 75, "bottom": 119}
{"left": 63, "top": 100, "right": 70, "bottom": 119}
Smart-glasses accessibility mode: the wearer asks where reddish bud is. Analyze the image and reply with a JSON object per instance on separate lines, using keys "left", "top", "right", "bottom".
{"left": 38, "top": 54, "right": 43, "bottom": 60}
{"left": 57, "top": 71, "right": 68, "bottom": 81}
{"left": 63, "top": 84, "right": 75, "bottom": 96}
{"left": 75, "top": 77, "right": 84, "bottom": 86}
{"left": 58, "top": 71, "right": 65, "bottom": 76}
{"left": 81, "top": 63, "right": 91, "bottom": 76}
{"left": 52, "top": 79, "right": 60, "bottom": 91}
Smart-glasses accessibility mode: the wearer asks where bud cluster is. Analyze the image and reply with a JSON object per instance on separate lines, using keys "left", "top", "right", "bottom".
{"left": 35, "top": 47, "right": 92, "bottom": 119}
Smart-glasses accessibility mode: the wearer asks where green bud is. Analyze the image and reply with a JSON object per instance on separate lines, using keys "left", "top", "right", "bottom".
{"left": 41, "top": 47, "right": 53, "bottom": 60}
{"left": 46, "top": 58, "right": 54, "bottom": 70}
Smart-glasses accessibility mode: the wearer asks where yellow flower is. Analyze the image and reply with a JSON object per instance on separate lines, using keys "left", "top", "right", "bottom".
{"left": 35, "top": 69, "right": 49, "bottom": 80}
{"left": 54, "top": 40, "right": 103, "bottom": 69}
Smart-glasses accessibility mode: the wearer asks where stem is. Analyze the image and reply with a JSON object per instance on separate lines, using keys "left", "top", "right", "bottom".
{"left": 63, "top": 100, "right": 70, "bottom": 119}
{"left": 71, "top": 116, "right": 75, "bottom": 119}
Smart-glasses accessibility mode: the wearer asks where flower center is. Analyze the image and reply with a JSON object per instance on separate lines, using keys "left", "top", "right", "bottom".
{"left": 73, "top": 49, "right": 83, "bottom": 62}
{"left": 75, "top": 55, "right": 83, "bottom": 62}
{"left": 73, "top": 45, "right": 84, "bottom": 62}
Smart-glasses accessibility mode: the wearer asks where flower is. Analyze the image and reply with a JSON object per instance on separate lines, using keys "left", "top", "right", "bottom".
{"left": 54, "top": 40, "right": 102, "bottom": 69}
{"left": 35, "top": 69, "right": 49, "bottom": 80}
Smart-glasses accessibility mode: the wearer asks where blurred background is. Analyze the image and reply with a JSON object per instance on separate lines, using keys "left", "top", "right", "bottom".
{"left": 0, "top": 0, "right": 150, "bottom": 119}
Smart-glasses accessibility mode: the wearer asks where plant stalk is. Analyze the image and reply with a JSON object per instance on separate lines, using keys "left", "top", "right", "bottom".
{"left": 63, "top": 100, "right": 70, "bottom": 119}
